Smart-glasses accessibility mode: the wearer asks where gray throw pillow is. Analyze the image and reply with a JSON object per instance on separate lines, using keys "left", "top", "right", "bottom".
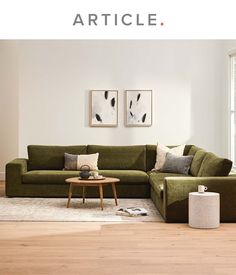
{"left": 64, "top": 153, "right": 77, "bottom": 170}
{"left": 160, "top": 152, "right": 193, "bottom": 175}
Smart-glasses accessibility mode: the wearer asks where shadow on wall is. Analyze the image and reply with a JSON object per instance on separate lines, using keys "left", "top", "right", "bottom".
{"left": 156, "top": 79, "right": 192, "bottom": 146}
{"left": 187, "top": 78, "right": 222, "bottom": 156}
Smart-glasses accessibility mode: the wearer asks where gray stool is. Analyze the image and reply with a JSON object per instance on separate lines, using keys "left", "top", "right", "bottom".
{"left": 189, "top": 192, "right": 220, "bottom": 229}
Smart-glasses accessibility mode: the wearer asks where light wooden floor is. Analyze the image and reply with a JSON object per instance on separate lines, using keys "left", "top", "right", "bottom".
{"left": 1, "top": 181, "right": 236, "bottom": 275}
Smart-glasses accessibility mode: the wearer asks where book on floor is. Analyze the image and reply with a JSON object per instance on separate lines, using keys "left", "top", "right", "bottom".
{"left": 116, "top": 207, "right": 148, "bottom": 217}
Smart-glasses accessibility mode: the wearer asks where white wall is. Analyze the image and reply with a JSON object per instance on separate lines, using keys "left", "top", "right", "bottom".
{"left": 0, "top": 40, "right": 232, "bottom": 176}
{"left": 18, "top": 40, "right": 224, "bottom": 157}
{"left": 0, "top": 41, "right": 19, "bottom": 179}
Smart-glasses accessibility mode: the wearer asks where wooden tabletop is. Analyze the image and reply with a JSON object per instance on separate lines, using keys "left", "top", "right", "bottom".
{"left": 65, "top": 177, "right": 120, "bottom": 185}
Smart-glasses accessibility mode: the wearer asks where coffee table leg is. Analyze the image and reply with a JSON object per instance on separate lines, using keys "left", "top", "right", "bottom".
{"left": 99, "top": 184, "right": 104, "bottom": 210}
{"left": 82, "top": 186, "right": 86, "bottom": 204}
{"left": 67, "top": 183, "right": 73, "bottom": 208}
{"left": 111, "top": 182, "right": 118, "bottom": 206}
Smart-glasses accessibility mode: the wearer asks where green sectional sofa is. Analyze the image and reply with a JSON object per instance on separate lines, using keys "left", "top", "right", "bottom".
{"left": 6, "top": 144, "right": 235, "bottom": 222}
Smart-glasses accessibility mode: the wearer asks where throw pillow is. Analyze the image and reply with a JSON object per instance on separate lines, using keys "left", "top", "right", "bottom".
{"left": 154, "top": 144, "right": 185, "bottom": 170}
{"left": 64, "top": 153, "right": 99, "bottom": 170}
{"left": 161, "top": 152, "right": 194, "bottom": 175}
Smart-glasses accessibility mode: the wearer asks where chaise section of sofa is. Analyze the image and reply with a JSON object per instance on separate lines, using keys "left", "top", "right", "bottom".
{"left": 148, "top": 144, "right": 234, "bottom": 222}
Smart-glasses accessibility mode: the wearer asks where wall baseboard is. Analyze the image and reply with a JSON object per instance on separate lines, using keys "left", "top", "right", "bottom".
{"left": 0, "top": 172, "right": 5, "bottom": 181}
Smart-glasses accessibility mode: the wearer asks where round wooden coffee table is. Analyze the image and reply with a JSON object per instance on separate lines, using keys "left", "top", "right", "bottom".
{"left": 65, "top": 177, "right": 120, "bottom": 210}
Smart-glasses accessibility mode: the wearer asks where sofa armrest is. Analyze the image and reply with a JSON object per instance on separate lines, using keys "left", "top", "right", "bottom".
{"left": 163, "top": 176, "right": 236, "bottom": 222}
{"left": 5, "top": 158, "right": 28, "bottom": 196}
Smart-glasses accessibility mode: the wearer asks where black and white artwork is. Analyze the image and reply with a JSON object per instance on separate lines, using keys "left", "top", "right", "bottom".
{"left": 125, "top": 90, "right": 152, "bottom": 126}
{"left": 90, "top": 90, "right": 118, "bottom": 127}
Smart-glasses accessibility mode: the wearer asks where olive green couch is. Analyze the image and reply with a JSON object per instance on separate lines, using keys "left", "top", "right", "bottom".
{"left": 6, "top": 144, "right": 235, "bottom": 222}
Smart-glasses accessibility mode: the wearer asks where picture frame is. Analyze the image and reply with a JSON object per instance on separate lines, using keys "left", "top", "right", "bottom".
{"left": 125, "top": 90, "right": 152, "bottom": 127}
{"left": 90, "top": 90, "right": 118, "bottom": 127}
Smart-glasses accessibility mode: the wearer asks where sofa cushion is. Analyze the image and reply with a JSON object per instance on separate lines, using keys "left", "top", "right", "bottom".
{"left": 22, "top": 170, "right": 149, "bottom": 185}
{"left": 183, "top": 145, "right": 192, "bottom": 156}
{"left": 28, "top": 145, "right": 87, "bottom": 170}
{"left": 198, "top": 152, "right": 233, "bottom": 177}
{"left": 190, "top": 149, "right": 207, "bottom": 176}
{"left": 187, "top": 145, "right": 202, "bottom": 156}
{"left": 146, "top": 145, "right": 157, "bottom": 172}
{"left": 23, "top": 170, "right": 81, "bottom": 184}
{"left": 149, "top": 171, "right": 192, "bottom": 199}
{"left": 87, "top": 145, "right": 146, "bottom": 170}
{"left": 99, "top": 170, "right": 148, "bottom": 183}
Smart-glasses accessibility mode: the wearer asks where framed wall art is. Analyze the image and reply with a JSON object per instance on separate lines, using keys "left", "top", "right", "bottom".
{"left": 90, "top": 90, "right": 118, "bottom": 127}
{"left": 125, "top": 90, "right": 152, "bottom": 127}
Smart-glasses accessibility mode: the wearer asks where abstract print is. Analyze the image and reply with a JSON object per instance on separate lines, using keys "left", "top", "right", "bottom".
{"left": 126, "top": 90, "right": 152, "bottom": 126}
{"left": 91, "top": 90, "right": 118, "bottom": 126}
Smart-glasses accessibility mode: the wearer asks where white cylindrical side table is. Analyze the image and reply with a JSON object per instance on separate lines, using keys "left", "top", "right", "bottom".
{"left": 189, "top": 192, "right": 220, "bottom": 229}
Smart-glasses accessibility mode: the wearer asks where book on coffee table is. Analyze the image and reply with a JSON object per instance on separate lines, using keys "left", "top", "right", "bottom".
{"left": 116, "top": 207, "right": 148, "bottom": 217}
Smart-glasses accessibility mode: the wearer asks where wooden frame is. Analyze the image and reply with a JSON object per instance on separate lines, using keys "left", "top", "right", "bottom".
{"left": 90, "top": 90, "right": 118, "bottom": 127}
{"left": 125, "top": 90, "right": 152, "bottom": 127}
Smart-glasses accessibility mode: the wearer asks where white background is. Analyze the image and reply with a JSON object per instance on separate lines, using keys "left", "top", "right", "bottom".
{"left": 0, "top": 0, "right": 236, "bottom": 39}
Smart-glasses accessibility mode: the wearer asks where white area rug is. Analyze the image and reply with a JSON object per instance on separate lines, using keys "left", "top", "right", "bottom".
{"left": 0, "top": 198, "right": 163, "bottom": 222}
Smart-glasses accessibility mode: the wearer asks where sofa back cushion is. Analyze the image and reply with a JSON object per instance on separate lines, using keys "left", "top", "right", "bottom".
{"left": 146, "top": 144, "right": 192, "bottom": 172}
{"left": 197, "top": 152, "right": 232, "bottom": 177}
{"left": 146, "top": 145, "right": 157, "bottom": 172}
{"left": 28, "top": 145, "right": 87, "bottom": 170}
{"left": 87, "top": 145, "right": 146, "bottom": 170}
{"left": 190, "top": 149, "right": 207, "bottom": 176}
{"left": 187, "top": 145, "right": 202, "bottom": 156}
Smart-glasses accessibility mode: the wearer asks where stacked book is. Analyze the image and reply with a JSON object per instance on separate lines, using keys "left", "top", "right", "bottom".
{"left": 116, "top": 207, "right": 148, "bottom": 217}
